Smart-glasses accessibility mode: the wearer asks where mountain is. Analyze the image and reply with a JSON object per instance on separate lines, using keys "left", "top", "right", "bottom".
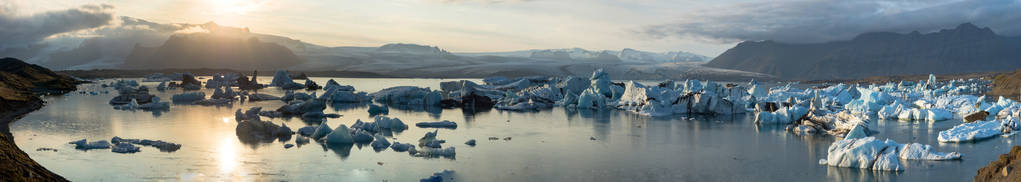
{"left": 122, "top": 32, "right": 304, "bottom": 70}
{"left": 458, "top": 48, "right": 712, "bottom": 63}
{"left": 706, "top": 23, "right": 1021, "bottom": 80}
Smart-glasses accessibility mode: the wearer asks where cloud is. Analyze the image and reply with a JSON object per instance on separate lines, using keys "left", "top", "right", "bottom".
{"left": 0, "top": 4, "right": 114, "bottom": 48}
{"left": 642, "top": 0, "right": 1021, "bottom": 43}
{"left": 435, "top": 0, "right": 536, "bottom": 4}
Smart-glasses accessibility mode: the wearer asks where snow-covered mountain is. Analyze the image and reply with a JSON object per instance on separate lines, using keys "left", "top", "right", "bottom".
{"left": 457, "top": 48, "right": 712, "bottom": 63}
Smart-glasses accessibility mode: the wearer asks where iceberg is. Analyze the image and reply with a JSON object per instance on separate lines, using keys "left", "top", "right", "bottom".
{"left": 111, "top": 143, "right": 141, "bottom": 153}
{"left": 938, "top": 120, "right": 1015, "bottom": 142}
{"left": 270, "top": 70, "right": 304, "bottom": 89}
{"left": 368, "top": 104, "right": 389, "bottom": 116}
{"left": 171, "top": 92, "right": 206, "bottom": 103}
{"left": 416, "top": 120, "right": 458, "bottom": 129}
{"left": 324, "top": 124, "right": 355, "bottom": 144}
{"left": 371, "top": 134, "right": 391, "bottom": 150}
{"left": 69, "top": 139, "right": 111, "bottom": 150}
{"left": 419, "top": 170, "right": 455, "bottom": 182}
{"left": 352, "top": 129, "right": 374, "bottom": 143}
{"left": 296, "top": 126, "right": 316, "bottom": 136}
{"left": 391, "top": 142, "right": 415, "bottom": 152}
{"left": 824, "top": 137, "right": 961, "bottom": 171}
{"left": 369, "top": 86, "right": 443, "bottom": 106}
{"left": 311, "top": 123, "right": 333, "bottom": 140}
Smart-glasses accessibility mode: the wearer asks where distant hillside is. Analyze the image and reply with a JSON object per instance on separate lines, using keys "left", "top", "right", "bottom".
{"left": 123, "top": 32, "right": 304, "bottom": 70}
{"left": 459, "top": 48, "right": 711, "bottom": 63}
{"left": 706, "top": 23, "right": 1021, "bottom": 80}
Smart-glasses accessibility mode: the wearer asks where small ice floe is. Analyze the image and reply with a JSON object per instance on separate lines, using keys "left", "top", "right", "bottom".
{"left": 418, "top": 130, "right": 446, "bottom": 148}
{"left": 69, "top": 139, "right": 111, "bottom": 150}
{"left": 823, "top": 137, "right": 961, "bottom": 171}
{"left": 111, "top": 143, "right": 140, "bottom": 153}
{"left": 939, "top": 117, "right": 1020, "bottom": 142}
{"left": 419, "top": 170, "right": 455, "bottom": 182}
{"left": 247, "top": 93, "right": 280, "bottom": 102}
{"left": 310, "top": 123, "right": 333, "bottom": 140}
{"left": 111, "top": 136, "right": 182, "bottom": 152}
{"left": 235, "top": 107, "right": 262, "bottom": 122}
{"left": 193, "top": 98, "right": 233, "bottom": 106}
{"left": 295, "top": 136, "right": 310, "bottom": 146}
{"left": 171, "top": 92, "right": 206, "bottom": 103}
{"left": 391, "top": 142, "right": 415, "bottom": 152}
{"left": 371, "top": 134, "right": 391, "bottom": 151}
{"left": 371, "top": 116, "right": 409, "bottom": 131}
{"left": 368, "top": 104, "right": 389, "bottom": 116}
{"left": 412, "top": 146, "right": 456, "bottom": 159}
{"left": 296, "top": 126, "right": 317, "bottom": 136}
{"left": 210, "top": 86, "right": 239, "bottom": 100}
{"left": 352, "top": 130, "right": 374, "bottom": 143}
{"left": 416, "top": 120, "right": 458, "bottom": 129}
{"left": 276, "top": 100, "right": 327, "bottom": 116}
{"left": 324, "top": 124, "right": 355, "bottom": 144}
{"left": 464, "top": 139, "right": 476, "bottom": 146}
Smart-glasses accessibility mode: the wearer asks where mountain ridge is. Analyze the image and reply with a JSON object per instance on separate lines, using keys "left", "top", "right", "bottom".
{"left": 705, "top": 23, "right": 1021, "bottom": 80}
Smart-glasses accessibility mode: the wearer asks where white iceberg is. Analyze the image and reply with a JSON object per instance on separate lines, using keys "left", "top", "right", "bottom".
{"left": 824, "top": 137, "right": 961, "bottom": 171}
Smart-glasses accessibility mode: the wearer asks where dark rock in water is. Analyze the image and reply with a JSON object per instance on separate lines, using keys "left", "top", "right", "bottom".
{"left": 976, "top": 146, "right": 1021, "bottom": 182}
{"left": 965, "top": 111, "right": 990, "bottom": 122}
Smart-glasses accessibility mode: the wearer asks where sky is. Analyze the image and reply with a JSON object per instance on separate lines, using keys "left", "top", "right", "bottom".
{"left": 3, "top": 0, "right": 1021, "bottom": 56}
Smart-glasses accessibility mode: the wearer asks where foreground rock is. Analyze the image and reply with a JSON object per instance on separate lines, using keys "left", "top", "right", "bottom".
{"left": 976, "top": 146, "right": 1021, "bottom": 182}
{"left": 0, "top": 57, "right": 78, "bottom": 181}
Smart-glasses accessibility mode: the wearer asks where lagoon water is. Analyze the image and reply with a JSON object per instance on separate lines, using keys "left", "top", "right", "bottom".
{"left": 10, "top": 77, "right": 1018, "bottom": 181}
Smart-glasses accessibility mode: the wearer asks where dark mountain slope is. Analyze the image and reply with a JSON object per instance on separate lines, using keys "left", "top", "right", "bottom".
{"left": 707, "top": 23, "right": 1021, "bottom": 80}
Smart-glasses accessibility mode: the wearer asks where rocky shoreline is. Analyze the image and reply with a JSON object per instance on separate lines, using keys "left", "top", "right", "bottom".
{"left": 976, "top": 146, "right": 1021, "bottom": 182}
{"left": 0, "top": 57, "right": 82, "bottom": 181}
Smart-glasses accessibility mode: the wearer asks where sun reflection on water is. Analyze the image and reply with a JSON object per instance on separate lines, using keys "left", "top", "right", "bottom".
{"left": 217, "top": 136, "right": 240, "bottom": 177}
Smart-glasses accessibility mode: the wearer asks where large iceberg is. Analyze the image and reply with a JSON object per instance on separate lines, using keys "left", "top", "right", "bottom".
{"left": 822, "top": 137, "right": 961, "bottom": 171}
{"left": 938, "top": 118, "right": 1019, "bottom": 142}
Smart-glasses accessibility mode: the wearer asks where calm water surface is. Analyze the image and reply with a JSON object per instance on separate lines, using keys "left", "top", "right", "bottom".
{"left": 10, "top": 77, "right": 1018, "bottom": 181}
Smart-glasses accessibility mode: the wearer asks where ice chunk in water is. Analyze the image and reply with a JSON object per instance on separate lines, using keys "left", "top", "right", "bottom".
{"left": 938, "top": 121, "right": 1005, "bottom": 142}
{"left": 416, "top": 120, "right": 458, "bottom": 129}
{"left": 112, "top": 143, "right": 141, "bottom": 153}
{"left": 325, "top": 124, "right": 354, "bottom": 144}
